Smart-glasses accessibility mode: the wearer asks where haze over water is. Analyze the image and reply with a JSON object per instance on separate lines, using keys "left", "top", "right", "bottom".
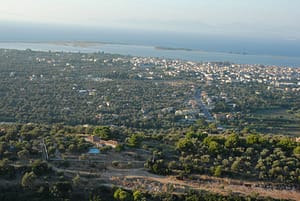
{"left": 1, "top": 23, "right": 300, "bottom": 67}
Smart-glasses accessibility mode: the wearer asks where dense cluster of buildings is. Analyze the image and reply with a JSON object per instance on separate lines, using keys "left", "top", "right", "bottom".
{"left": 129, "top": 57, "right": 300, "bottom": 91}
{"left": 34, "top": 53, "right": 300, "bottom": 92}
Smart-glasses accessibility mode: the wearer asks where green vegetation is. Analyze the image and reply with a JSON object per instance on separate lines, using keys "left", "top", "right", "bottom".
{"left": 0, "top": 49, "right": 299, "bottom": 200}
{"left": 173, "top": 132, "right": 299, "bottom": 184}
{"left": 1, "top": 49, "right": 299, "bottom": 134}
{"left": 0, "top": 123, "right": 299, "bottom": 200}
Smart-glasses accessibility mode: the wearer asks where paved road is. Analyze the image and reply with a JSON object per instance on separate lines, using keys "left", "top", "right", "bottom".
{"left": 195, "top": 89, "right": 214, "bottom": 121}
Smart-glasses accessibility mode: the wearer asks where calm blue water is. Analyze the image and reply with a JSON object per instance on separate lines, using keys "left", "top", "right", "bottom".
{"left": 0, "top": 23, "right": 300, "bottom": 66}
{"left": 2, "top": 23, "right": 300, "bottom": 55}
{"left": 1, "top": 42, "right": 300, "bottom": 67}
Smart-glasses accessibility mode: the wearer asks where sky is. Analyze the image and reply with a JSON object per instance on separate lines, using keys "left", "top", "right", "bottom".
{"left": 0, "top": 0, "right": 300, "bottom": 40}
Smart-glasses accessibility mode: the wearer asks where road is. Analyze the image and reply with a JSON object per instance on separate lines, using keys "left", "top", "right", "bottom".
{"left": 49, "top": 162, "right": 300, "bottom": 201}
{"left": 41, "top": 139, "right": 49, "bottom": 161}
{"left": 195, "top": 89, "right": 214, "bottom": 121}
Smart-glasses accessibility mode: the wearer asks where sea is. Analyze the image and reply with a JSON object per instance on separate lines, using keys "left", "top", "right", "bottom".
{"left": 1, "top": 23, "right": 300, "bottom": 67}
{"left": 1, "top": 42, "right": 300, "bottom": 67}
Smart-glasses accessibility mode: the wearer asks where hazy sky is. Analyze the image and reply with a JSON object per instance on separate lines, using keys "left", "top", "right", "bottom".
{"left": 1, "top": 0, "right": 300, "bottom": 39}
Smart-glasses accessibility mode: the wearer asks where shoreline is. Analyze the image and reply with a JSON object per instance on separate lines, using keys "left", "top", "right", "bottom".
{"left": 0, "top": 42, "right": 300, "bottom": 67}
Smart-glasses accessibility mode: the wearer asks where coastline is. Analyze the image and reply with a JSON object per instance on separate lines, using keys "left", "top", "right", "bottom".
{"left": 0, "top": 41, "right": 300, "bottom": 67}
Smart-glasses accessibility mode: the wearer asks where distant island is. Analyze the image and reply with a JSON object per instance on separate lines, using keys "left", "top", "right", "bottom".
{"left": 155, "top": 46, "right": 194, "bottom": 51}
{"left": 228, "top": 51, "right": 249, "bottom": 55}
{"left": 155, "top": 46, "right": 250, "bottom": 56}
{"left": 0, "top": 41, "right": 300, "bottom": 66}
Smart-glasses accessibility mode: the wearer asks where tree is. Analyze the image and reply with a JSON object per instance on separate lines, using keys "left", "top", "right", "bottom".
{"left": 246, "top": 134, "right": 260, "bottom": 145}
{"left": 21, "top": 171, "right": 36, "bottom": 189}
{"left": 93, "top": 126, "right": 111, "bottom": 140}
{"left": 17, "top": 149, "right": 29, "bottom": 161}
{"left": 127, "top": 133, "right": 144, "bottom": 147}
{"left": 0, "top": 142, "right": 8, "bottom": 156}
{"left": 133, "top": 190, "right": 146, "bottom": 201}
{"left": 113, "top": 188, "right": 132, "bottom": 201}
{"left": 186, "top": 132, "right": 207, "bottom": 141}
{"left": 225, "top": 134, "right": 239, "bottom": 149}
{"left": 5, "top": 127, "right": 18, "bottom": 141}
{"left": 32, "top": 160, "right": 49, "bottom": 176}
{"left": 294, "top": 146, "right": 300, "bottom": 156}
{"left": 241, "top": 126, "right": 251, "bottom": 134}
{"left": 50, "top": 181, "right": 72, "bottom": 200}
{"left": 72, "top": 174, "right": 81, "bottom": 187}
{"left": 146, "top": 159, "right": 170, "bottom": 175}
{"left": 208, "top": 141, "right": 221, "bottom": 154}
{"left": 0, "top": 159, "right": 16, "bottom": 179}
{"left": 115, "top": 144, "right": 125, "bottom": 152}
{"left": 278, "top": 137, "right": 295, "bottom": 151}
{"left": 68, "top": 144, "right": 77, "bottom": 153}
{"left": 89, "top": 194, "right": 102, "bottom": 201}
{"left": 231, "top": 158, "right": 242, "bottom": 172}
{"left": 176, "top": 138, "right": 194, "bottom": 153}
{"left": 214, "top": 165, "right": 222, "bottom": 177}
{"left": 127, "top": 134, "right": 139, "bottom": 147}
{"left": 208, "top": 123, "right": 217, "bottom": 134}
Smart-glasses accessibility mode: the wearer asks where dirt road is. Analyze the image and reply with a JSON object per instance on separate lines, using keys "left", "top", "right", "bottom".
{"left": 52, "top": 164, "right": 300, "bottom": 200}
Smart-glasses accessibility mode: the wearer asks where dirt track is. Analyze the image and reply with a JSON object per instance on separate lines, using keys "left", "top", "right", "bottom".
{"left": 52, "top": 164, "right": 300, "bottom": 200}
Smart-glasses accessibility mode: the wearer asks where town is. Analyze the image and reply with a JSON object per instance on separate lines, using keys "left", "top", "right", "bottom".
{"left": 3, "top": 49, "right": 298, "bottom": 133}
{"left": 0, "top": 49, "right": 300, "bottom": 201}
